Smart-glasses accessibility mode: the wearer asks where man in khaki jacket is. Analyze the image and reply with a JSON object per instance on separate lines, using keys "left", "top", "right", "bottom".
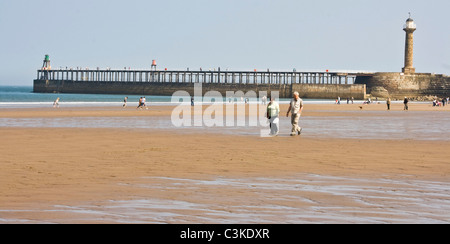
{"left": 286, "top": 91, "right": 303, "bottom": 136}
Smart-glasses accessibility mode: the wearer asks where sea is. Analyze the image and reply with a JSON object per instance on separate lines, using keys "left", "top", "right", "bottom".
{"left": 0, "top": 85, "right": 337, "bottom": 108}
{"left": 0, "top": 85, "right": 173, "bottom": 108}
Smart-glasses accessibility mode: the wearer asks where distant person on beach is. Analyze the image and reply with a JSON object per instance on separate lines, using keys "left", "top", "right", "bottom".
{"left": 142, "top": 97, "right": 148, "bottom": 109}
{"left": 262, "top": 95, "right": 267, "bottom": 105}
{"left": 403, "top": 97, "right": 409, "bottom": 110}
{"left": 53, "top": 97, "right": 60, "bottom": 108}
{"left": 123, "top": 97, "right": 128, "bottom": 108}
{"left": 286, "top": 91, "right": 303, "bottom": 136}
{"left": 137, "top": 97, "right": 144, "bottom": 110}
{"left": 386, "top": 97, "right": 391, "bottom": 110}
{"left": 266, "top": 97, "right": 280, "bottom": 136}
{"left": 191, "top": 96, "right": 194, "bottom": 106}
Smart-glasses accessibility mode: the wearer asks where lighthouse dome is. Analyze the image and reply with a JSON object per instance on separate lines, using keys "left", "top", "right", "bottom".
{"left": 404, "top": 16, "right": 416, "bottom": 29}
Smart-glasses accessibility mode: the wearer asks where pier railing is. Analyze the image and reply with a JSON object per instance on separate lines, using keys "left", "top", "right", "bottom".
{"left": 37, "top": 69, "right": 373, "bottom": 85}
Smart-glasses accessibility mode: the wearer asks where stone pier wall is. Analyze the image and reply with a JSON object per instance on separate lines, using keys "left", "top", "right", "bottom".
{"left": 292, "top": 83, "right": 366, "bottom": 100}
{"left": 355, "top": 72, "right": 450, "bottom": 99}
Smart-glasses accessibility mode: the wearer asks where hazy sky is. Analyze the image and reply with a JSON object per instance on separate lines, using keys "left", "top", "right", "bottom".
{"left": 0, "top": 0, "right": 449, "bottom": 86}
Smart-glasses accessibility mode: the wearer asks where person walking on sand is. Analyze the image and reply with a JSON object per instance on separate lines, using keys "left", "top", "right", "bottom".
{"left": 266, "top": 97, "right": 280, "bottom": 136}
{"left": 386, "top": 97, "right": 391, "bottom": 110}
{"left": 123, "top": 97, "right": 128, "bottom": 108}
{"left": 286, "top": 91, "right": 303, "bottom": 136}
{"left": 53, "top": 97, "right": 60, "bottom": 108}
{"left": 262, "top": 95, "right": 267, "bottom": 105}
{"left": 142, "top": 97, "right": 148, "bottom": 109}
{"left": 137, "top": 97, "right": 143, "bottom": 109}
{"left": 403, "top": 97, "right": 409, "bottom": 110}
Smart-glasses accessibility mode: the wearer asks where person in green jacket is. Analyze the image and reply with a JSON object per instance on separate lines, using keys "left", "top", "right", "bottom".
{"left": 266, "top": 97, "right": 280, "bottom": 136}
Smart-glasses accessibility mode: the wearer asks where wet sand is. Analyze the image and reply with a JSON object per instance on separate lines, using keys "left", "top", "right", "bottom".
{"left": 1, "top": 101, "right": 448, "bottom": 118}
{"left": 0, "top": 103, "right": 449, "bottom": 223}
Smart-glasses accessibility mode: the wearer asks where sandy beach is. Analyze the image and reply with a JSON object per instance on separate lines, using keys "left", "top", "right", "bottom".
{"left": 1, "top": 102, "right": 450, "bottom": 223}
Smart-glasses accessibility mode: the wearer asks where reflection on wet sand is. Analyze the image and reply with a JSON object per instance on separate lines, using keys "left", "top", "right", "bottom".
{"left": 1, "top": 174, "right": 449, "bottom": 224}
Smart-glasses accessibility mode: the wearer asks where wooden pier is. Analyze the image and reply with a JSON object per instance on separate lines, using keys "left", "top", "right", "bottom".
{"left": 37, "top": 69, "right": 371, "bottom": 85}
{"left": 34, "top": 68, "right": 372, "bottom": 99}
